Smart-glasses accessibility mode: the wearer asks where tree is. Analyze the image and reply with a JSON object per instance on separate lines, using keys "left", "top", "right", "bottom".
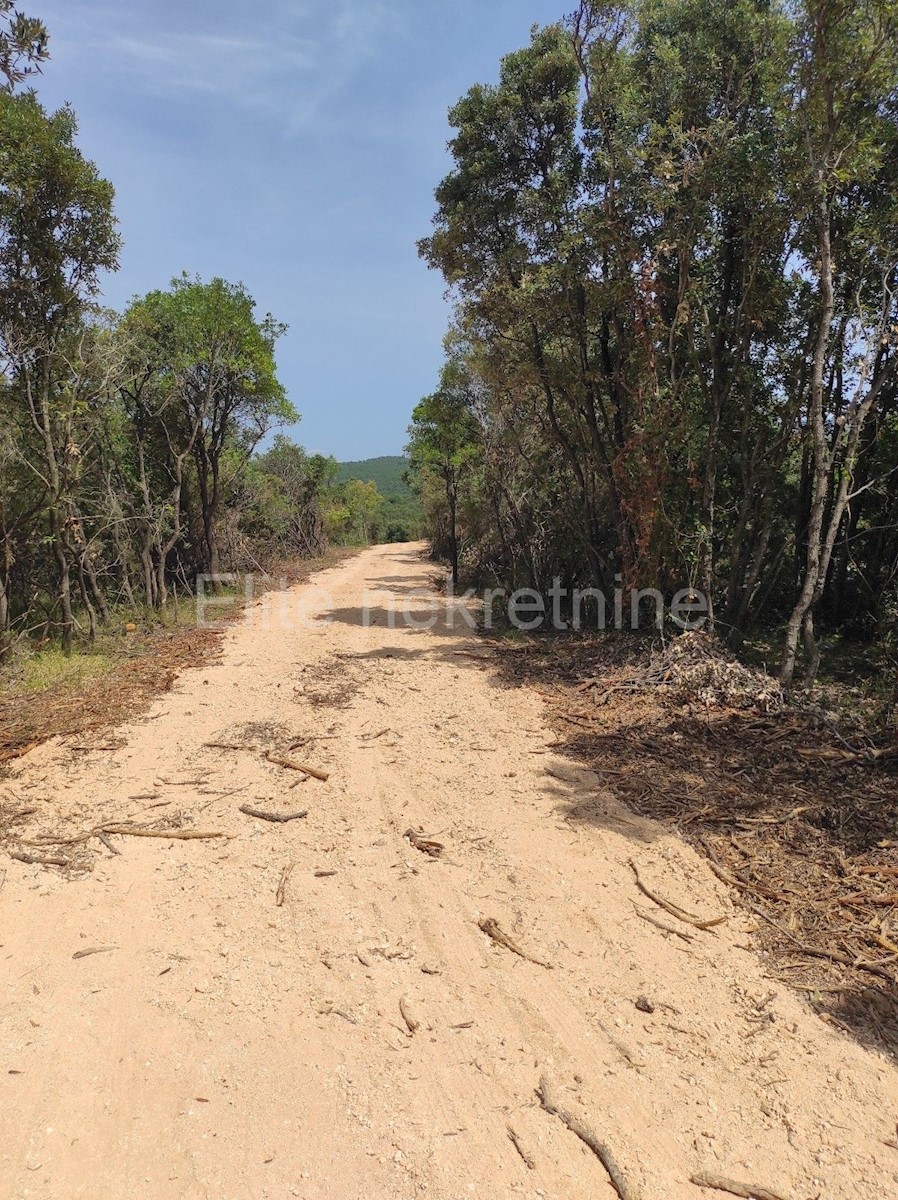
{"left": 778, "top": 0, "right": 898, "bottom": 687}
{"left": 131, "top": 276, "right": 294, "bottom": 581}
{"left": 0, "top": 2, "right": 48, "bottom": 91}
{"left": 343, "top": 479, "right": 384, "bottom": 545}
{"left": 0, "top": 91, "right": 119, "bottom": 651}
{"left": 418, "top": 1, "right": 898, "bottom": 680}
{"left": 407, "top": 359, "right": 481, "bottom": 586}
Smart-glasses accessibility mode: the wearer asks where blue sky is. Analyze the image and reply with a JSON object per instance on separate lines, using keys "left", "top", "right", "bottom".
{"left": 31, "top": 0, "right": 566, "bottom": 460}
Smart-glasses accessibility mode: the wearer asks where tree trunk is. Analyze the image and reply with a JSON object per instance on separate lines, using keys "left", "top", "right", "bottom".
{"left": 51, "top": 515, "right": 74, "bottom": 654}
{"left": 780, "top": 191, "right": 834, "bottom": 690}
{"left": 447, "top": 475, "right": 459, "bottom": 588}
{"left": 0, "top": 572, "right": 10, "bottom": 665}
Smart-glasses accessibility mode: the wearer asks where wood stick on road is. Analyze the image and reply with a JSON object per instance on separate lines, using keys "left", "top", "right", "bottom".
{"left": 265, "top": 751, "right": 330, "bottom": 781}
{"left": 536, "top": 1075, "right": 640, "bottom": 1200}
{"left": 276, "top": 861, "right": 296, "bottom": 907}
{"left": 690, "top": 1171, "right": 789, "bottom": 1200}
{"left": 239, "top": 805, "right": 308, "bottom": 823}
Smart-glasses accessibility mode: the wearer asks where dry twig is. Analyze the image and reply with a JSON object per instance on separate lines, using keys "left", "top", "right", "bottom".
{"left": 478, "top": 917, "right": 552, "bottom": 969}
{"left": 9, "top": 849, "right": 69, "bottom": 867}
{"left": 275, "top": 861, "right": 295, "bottom": 907}
{"left": 405, "top": 828, "right": 444, "bottom": 858}
{"left": 101, "top": 825, "right": 224, "bottom": 840}
{"left": 632, "top": 903, "right": 695, "bottom": 943}
{"left": 627, "top": 860, "right": 726, "bottom": 930}
{"left": 536, "top": 1075, "right": 639, "bottom": 1200}
{"left": 399, "top": 996, "right": 420, "bottom": 1035}
{"left": 690, "top": 1171, "right": 788, "bottom": 1200}
{"left": 239, "top": 805, "right": 307, "bottom": 824}
{"left": 265, "top": 751, "right": 329, "bottom": 781}
{"left": 507, "top": 1125, "right": 535, "bottom": 1170}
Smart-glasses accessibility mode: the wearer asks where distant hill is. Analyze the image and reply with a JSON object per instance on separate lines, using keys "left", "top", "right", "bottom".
{"left": 336, "top": 456, "right": 412, "bottom": 498}
{"left": 336, "top": 455, "right": 421, "bottom": 542}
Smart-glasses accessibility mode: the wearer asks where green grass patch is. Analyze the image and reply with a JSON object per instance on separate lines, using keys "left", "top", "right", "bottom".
{"left": 11, "top": 646, "right": 117, "bottom": 696}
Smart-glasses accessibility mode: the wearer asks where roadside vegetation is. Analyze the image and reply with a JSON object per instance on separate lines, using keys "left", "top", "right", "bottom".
{"left": 410, "top": 0, "right": 898, "bottom": 698}
{"left": 0, "top": 8, "right": 385, "bottom": 679}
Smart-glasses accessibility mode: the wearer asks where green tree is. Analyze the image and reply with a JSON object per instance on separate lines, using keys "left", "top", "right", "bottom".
{"left": 778, "top": 0, "right": 898, "bottom": 687}
{"left": 130, "top": 276, "right": 294, "bottom": 580}
{"left": 0, "top": 91, "right": 119, "bottom": 651}
{"left": 407, "top": 359, "right": 481, "bottom": 586}
{"left": 0, "top": 1, "right": 48, "bottom": 90}
{"left": 343, "top": 478, "right": 384, "bottom": 545}
{"left": 419, "top": 1, "right": 898, "bottom": 680}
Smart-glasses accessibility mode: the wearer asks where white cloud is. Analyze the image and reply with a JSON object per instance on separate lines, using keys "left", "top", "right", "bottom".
{"left": 39, "top": 0, "right": 411, "bottom": 131}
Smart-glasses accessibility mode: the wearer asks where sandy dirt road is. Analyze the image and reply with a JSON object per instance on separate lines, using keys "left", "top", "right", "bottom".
{"left": 2, "top": 543, "right": 897, "bottom": 1200}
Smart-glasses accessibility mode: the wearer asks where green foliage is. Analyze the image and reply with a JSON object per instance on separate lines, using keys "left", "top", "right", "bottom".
{"left": 336, "top": 456, "right": 422, "bottom": 542}
{"left": 407, "top": 358, "right": 482, "bottom": 581}
{"left": 0, "top": 1, "right": 48, "bottom": 91}
{"left": 0, "top": 90, "right": 119, "bottom": 335}
{"left": 0, "top": 7, "right": 344, "bottom": 662}
{"left": 336, "top": 456, "right": 411, "bottom": 497}
{"left": 418, "top": 0, "right": 898, "bottom": 677}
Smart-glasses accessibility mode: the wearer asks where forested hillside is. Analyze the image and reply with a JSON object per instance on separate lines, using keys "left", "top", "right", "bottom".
{"left": 410, "top": 0, "right": 898, "bottom": 691}
{"left": 337, "top": 456, "right": 422, "bottom": 542}
{"left": 336, "top": 456, "right": 409, "bottom": 497}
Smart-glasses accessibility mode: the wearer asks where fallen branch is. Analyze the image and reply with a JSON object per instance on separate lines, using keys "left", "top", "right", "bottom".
{"left": 795, "top": 745, "right": 895, "bottom": 765}
{"left": 507, "top": 1125, "right": 535, "bottom": 1170}
{"left": 276, "top": 861, "right": 295, "bottom": 907}
{"left": 405, "top": 828, "right": 444, "bottom": 858}
{"left": 837, "top": 891, "right": 898, "bottom": 906}
{"left": 478, "top": 917, "right": 552, "bottom": 969}
{"left": 72, "top": 945, "right": 116, "bottom": 960}
{"left": 632, "top": 903, "right": 695, "bottom": 943}
{"left": 628, "top": 860, "right": 726, "bottom": 930}
{"left": 399, "top": 995, "right": 420, "bottom": 1035}
{"left": 265, "top": 751, "right": 329, "bottom": 781}
{"left": 593, "top": 1016, "right": 646, "bottom": 1069}
{"left": 701, "top": 842, "right": 791, "bottom": 903}
{"left": 9, "top": 849, "right": 69, "bottom": 867}
{"left": 318, "top": 1003, "right": 358, "bottom": 1024}
{"left": 14, "top": 831, "right": 94, "bottom": 846}
{"left": 97, "top": 832, "right": 121, "bottom": 856}
{"left": 239, "top": 805, "right": 308, "bottom": 824}
{"left": 5, "top": 808, "right": 37, "bottom": 823}
{"left": 101, "top": 825, "right": 224, "bottom": 840}
{"left": 536, "top": 1075, "right": 639, "bottom": 1200}
{"left": 690, "top": 1171, "right": 788, "bottom": 1200}
{"left": 739, "top": 896, "right": 896, "bottom": 984}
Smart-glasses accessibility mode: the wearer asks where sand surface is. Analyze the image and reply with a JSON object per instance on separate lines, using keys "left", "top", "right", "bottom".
{"left": 2, "top": 543, "right": 897, "bottom": 1199}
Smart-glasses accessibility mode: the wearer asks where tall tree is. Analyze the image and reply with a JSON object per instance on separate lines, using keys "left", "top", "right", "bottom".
{"left": 407, "top": 360, "right": 481, "bottom": 586}
{"left": 132, "top": 276, "right": 294, "bottom": 580}
{"left": 419, "top": 1, "right": 898, "bottom": 678}
{"left": 0, "top": 91, "right": 119, "bottom": 651}
{"left": 779, "top": 0, "right": 898, "bottom": 687}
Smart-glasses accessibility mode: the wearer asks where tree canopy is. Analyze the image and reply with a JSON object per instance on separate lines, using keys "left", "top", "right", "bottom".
{"left": 412, "top": 0, "right": 898, "bottom": 687}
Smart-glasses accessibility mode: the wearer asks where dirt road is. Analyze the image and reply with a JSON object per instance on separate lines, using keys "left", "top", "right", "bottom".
{"left": 2, "top": 544, "right": 897, "bottom": 1199}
